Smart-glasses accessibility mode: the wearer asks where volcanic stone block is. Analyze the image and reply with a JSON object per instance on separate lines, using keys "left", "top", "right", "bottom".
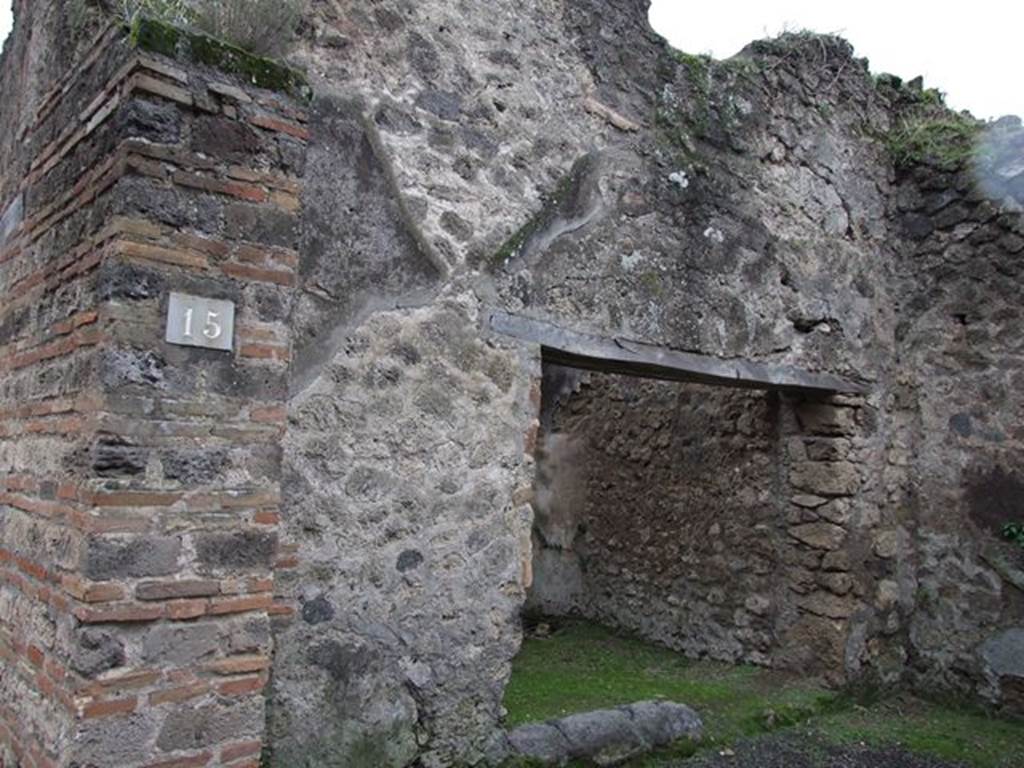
{"left": 162, "top": 448, "right": 229, "bottom": 484}
{"left": 194, "top": 530, "right": 277, "bottom": 572}
{"left": 789, "top": 522, "right": 848, "bottom": 551}
{"left": 789, "top": 462, "right": 860, "bottom": 496}
{"left": 507, "top": 723, "right": 572, "bottom": 763}
{"left": 796, "top": 590, "right": 859, "bottom": 619}
{"left": 981, "top": 628, "right": 1024, "bottom": 678}
{"left": 142, "top": 622, "right": 223, "bottom": 666}
{"left": 75, "top": 714, "right": 159, "bottom": 768}
{"left": 795, "top": 403, "right": 859, "bottom": 436}
{"left": 71, "top": 629, "right": 126, "bottom": 676}
{"left": 82, "top": 535, "right": 182, "bottom": 580}
{"left": 92, "top": 437, "right": 149, "bottom": 476}
{"left": 156, "top": 697, "right": 264, "bottom": 751}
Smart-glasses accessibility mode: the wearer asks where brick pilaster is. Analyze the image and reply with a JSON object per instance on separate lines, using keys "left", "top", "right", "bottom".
{"left": 1, "top": 21, "right": 308, "bottom": 767}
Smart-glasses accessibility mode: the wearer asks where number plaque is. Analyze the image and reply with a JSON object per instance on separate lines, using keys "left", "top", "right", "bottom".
{"left": 165, "top": 292, "right": 235, "bottom": 352}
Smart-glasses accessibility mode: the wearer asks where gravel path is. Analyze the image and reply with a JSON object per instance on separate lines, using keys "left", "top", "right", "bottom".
{"left": 677, "top": 732, "right": 969, "bottom": 768}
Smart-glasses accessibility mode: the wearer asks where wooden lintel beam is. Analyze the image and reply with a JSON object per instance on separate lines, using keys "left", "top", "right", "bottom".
{"left": 487, "top": 310, "right": 869, "bottom": 396}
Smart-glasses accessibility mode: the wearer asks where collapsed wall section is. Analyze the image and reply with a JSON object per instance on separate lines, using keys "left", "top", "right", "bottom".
{"left": 1, "top": 18, "right": 309, "bottom": 767}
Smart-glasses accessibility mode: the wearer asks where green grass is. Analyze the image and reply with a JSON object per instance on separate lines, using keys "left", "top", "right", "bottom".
{"left": 885, "top": 114, "right": 982, "bottom": 171}
{"left": 504, "top": 619, "right": 837, "bottom": 745}
{"left": 809, "top": 697, "right": 1024, "bottom": 768}
{"left": 503, "top": 618, "right": 1024, "bottom": 767}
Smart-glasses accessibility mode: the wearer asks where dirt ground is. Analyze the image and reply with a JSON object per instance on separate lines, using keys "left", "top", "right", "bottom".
{"left": 679, "top": 732, "right": 968, "bottom": 768}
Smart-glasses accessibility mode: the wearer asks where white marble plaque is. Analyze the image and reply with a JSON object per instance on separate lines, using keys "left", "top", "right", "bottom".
{"left": 165, "top": 292, "right": 235, "bottom": 351}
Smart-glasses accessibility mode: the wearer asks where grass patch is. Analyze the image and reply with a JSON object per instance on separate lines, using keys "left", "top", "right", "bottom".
{"left": 504, "top": 618, "right": 837, "bottom": 746}
{"left": 885, "top": 113, "right": 982, "bottom": 171}
{"left": 809, "top": 696, "right": 1024, "bottom": 768}
{"left": 504, "top": 618, "right": 1024, "bottom": 767}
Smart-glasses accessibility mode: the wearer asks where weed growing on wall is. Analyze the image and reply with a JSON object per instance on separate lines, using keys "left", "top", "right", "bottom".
{"left": 1002, "top": 522, "right": 1024, "bottom": 550}
{"left": 886, "top": 113, "right": 982, "bottom": 171}
{"left": 112, "top": 0, "right": 193, "bottom": 25}
{"left": 86, "top": 0, "right": 306, "bottom": 59}
{"left": 190, "top": 0, "right": 305, "bottom": 59}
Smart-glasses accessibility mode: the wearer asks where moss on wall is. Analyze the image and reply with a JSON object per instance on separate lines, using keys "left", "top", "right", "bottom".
{"left": 130, "top": 17, "right": 310, "bottom": 99}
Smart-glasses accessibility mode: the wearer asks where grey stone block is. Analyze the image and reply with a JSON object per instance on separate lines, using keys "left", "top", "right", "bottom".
{"left": 195, "top": 530, "right": 276, "bottom": 572}
{"left": 507, "top": 722, "right": 571, "bottom": 763}
{"left": 507, "top": 701, "right": 703, "bottom": 765}
{"left": 981, "top": 628, "right": 1024, "bottom": 678}
{"left": 76, "top": 713, "right": 157, "bottom": 767}
{"left": 620, "top": 701, "right": 702, "bottom": 746}
{"left": 0, "top": 192, "right": 23, "bottom": 245}
{"left": 142, "top": 622, "right": 222, "bottom": 666}
{"left": 156, "top": 697, "right": 264, "bottom": 751}
{"left": 71, "top": 629, "right": 126, "bottom": 676}
{"left": 301, "top": 595, "right": 336, "bottom": 624}
{"left": 558, "top": 708, "right": 644, "bottom": 764}
{"left": 82, "top": 535, "right": 181, "bottom": 580}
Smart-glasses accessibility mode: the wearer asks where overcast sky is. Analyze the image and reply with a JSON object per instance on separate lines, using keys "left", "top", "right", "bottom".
{"left": 650, "top": 0, "right": 1021, "bottom": 120}
{"left": 0, "top": 1, "right": 1019, "bottom": 118}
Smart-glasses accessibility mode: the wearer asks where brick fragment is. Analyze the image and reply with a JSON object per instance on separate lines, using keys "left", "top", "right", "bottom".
{"left": 221, "top": 262, "right": 294, "bottom": 287}
{"left": 238, "top": 344, "right": 289, "bottom": 361}
{"left": 83, "top": 583, "right": 128, "bottom": 603}
{"left": 75, "top": 604, "right": 164, "bottom": 624}
{"left": 220, "top": 740, "right": 262, "bottom": 763}
{"left": 115, "top": 240, "right": 208, "bottom": 270}
{"left": 165, "top": 600, "right": 209, "bottom": 621}
{"left": 144, "top": 752, "right": 213, "bottom": 768}
{"left": 205, "top": 655, "right": 270, "bottom": 676}
{"left": 136, "top": 580, "right": 221, "bottom": 601}
{"left": 208, "top": 81, "right": 252, "bottom": 103}
{"left": 26, "top": 645, "right": 44, "bottom": 668}
{"left": 208, "top": 594, "right": 272, "bottom": 616}
{"left": 131, "top": 73, "right": 193, "bottom": 107}
{"left": 81, "top": 696, "right": 137, "bottom": 719}
{"left": 250, "top": 114, "right": 310, "bottom": 140}
{"left": 149, "top": 682, "right": 211, "bottom": 706}
{"left": 217, "top": 674, "right": 267, "bottom": 697}
{"left": 249, "top": 405, "right": 286, "bottom": 424}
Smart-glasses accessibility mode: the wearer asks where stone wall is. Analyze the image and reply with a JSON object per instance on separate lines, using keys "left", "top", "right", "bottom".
{"left": 891, "top": 118, "right": 1024, "bottom": 711}
{"left": 270, "top": 297, "right": 537, "bottom": 767}
{"left": 1, "top": 15, "right": 309, "bottom": 767}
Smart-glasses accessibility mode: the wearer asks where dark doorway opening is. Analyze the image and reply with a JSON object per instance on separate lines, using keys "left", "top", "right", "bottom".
{"left": 527, "top": 364, "right": 786, "bottom": 665}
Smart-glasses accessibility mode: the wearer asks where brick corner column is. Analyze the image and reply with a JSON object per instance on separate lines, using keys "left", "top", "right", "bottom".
{"left": 2, "top": 24, "right": 309, "bottom": 768}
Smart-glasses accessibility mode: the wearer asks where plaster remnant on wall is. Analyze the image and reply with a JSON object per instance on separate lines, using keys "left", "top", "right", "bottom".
{"left": 669, "top": 170, "right": 689, "bottom": 189}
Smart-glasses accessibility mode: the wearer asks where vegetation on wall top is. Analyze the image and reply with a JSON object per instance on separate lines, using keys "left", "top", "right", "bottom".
{"left": 874, "top": 75, "right": 984, "bottom": 172}
{"left": 886, "top": 114, "right": 982, "bottom": 172}
{"left": 130, "top": 15, "right": 310, "bottom": 99}
{"left": 102, "top": 0, "right": 307, "bottom": 60}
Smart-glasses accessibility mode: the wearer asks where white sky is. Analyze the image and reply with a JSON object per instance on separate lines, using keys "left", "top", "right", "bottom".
{"left": 650, "top": 0, "right": 1022, "bottom": 120}
{"left": 0, "top": 2, "right": 1019, "bottom": 118}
